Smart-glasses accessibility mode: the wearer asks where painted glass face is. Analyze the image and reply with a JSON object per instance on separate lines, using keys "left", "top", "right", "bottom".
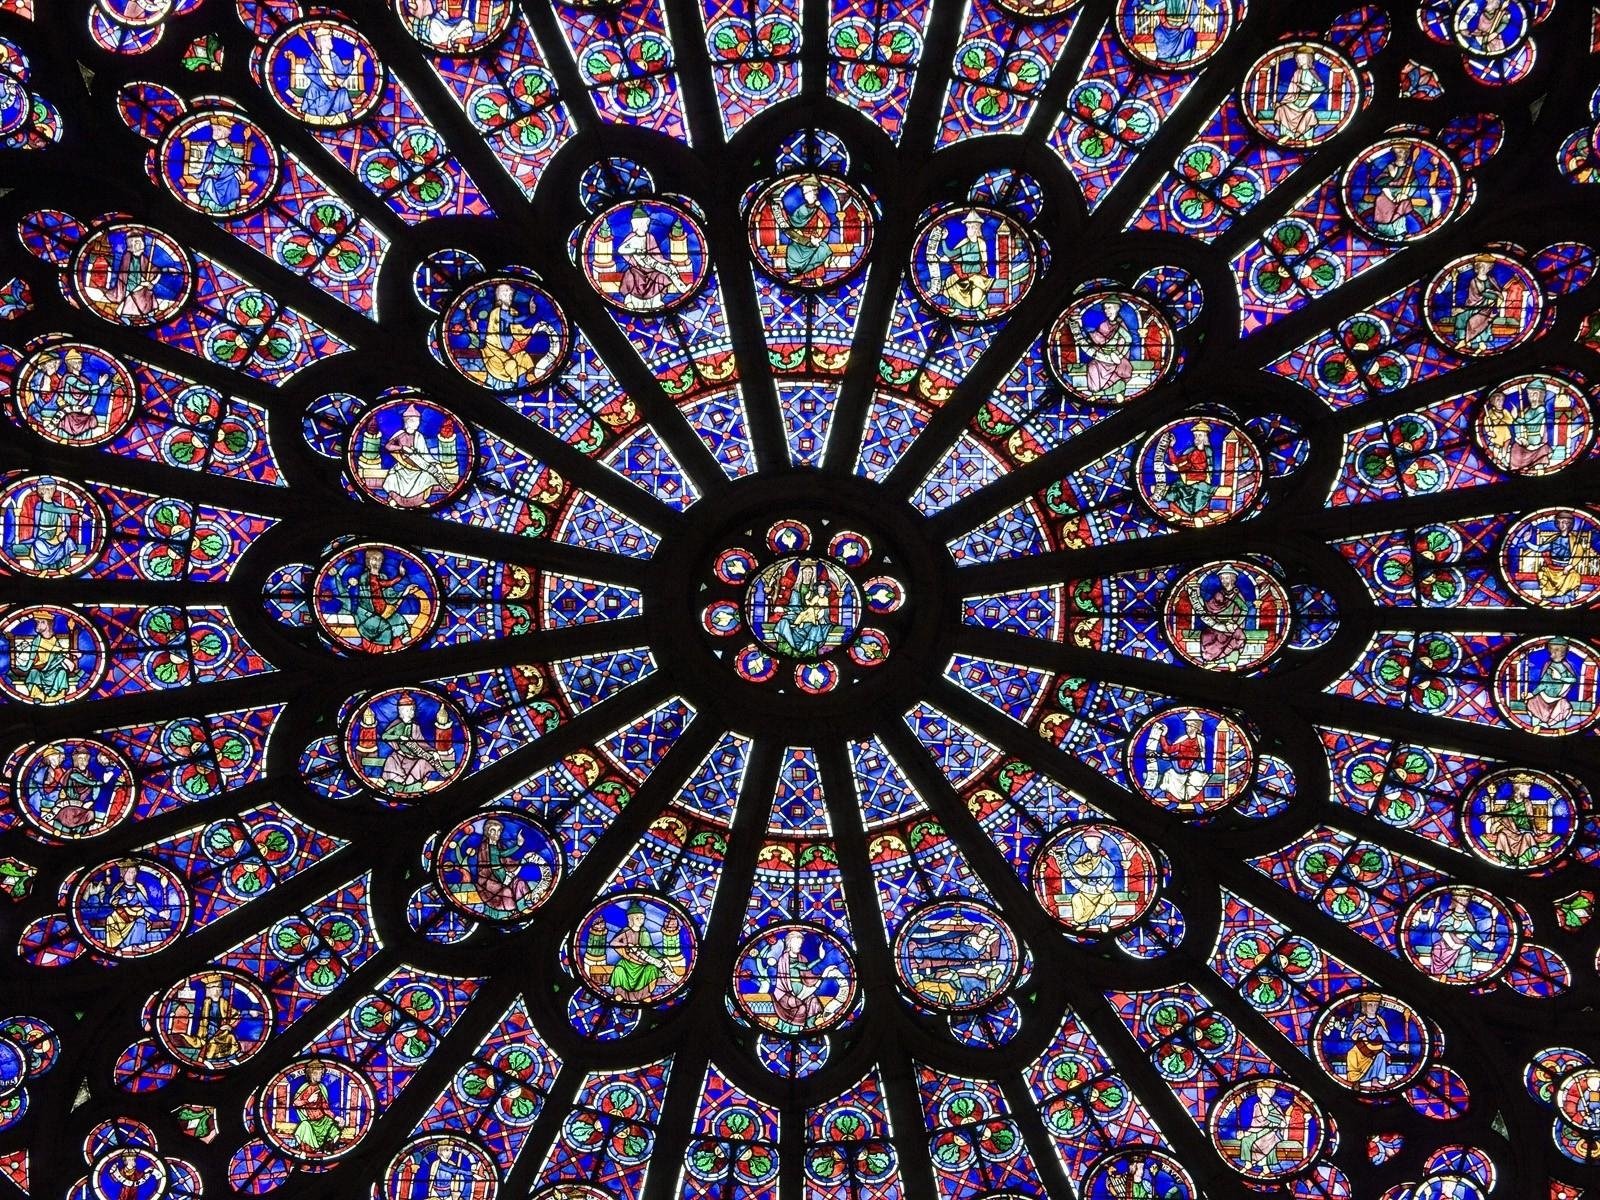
{"left": 8, "top": 4, "right": 1597, "bottom": 1194}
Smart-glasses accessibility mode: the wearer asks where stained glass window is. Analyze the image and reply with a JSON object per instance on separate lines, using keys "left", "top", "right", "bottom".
{"left": 1, "top": 0, "right": 1599, "bottom": 1196}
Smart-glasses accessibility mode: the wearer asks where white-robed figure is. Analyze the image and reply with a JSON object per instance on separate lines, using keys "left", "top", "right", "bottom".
{"left": 379, "top": 404, "right": 459, "bottom": 508}
{"left": 1144, "top": 710, "right": 1212, "bottom": 808}
{"left": 1267, "top": 50, "right": 1329, "bottom": 143}
{"left": 399, "top": 0, "right": 477, "bottom": 48}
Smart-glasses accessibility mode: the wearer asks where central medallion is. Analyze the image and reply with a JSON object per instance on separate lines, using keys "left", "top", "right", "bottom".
{"left": 701, "top": 519, "right": 903, "bottom": 695}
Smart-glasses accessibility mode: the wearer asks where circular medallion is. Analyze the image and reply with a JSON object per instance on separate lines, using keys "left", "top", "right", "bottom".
{"left": 892, "top": 899, "right": 1020, "bottom": 1013}
{"left": 1311, "top": 991, "right": 1431, "bottom": 1093}
{"left": 745, "top": 556, "right": 861, "bottom": 661}
{"left": 14, "top": 737, "right": 135, "bottom": 839}
{"left": 1341, "top": 137, "right": 1461, "bottom": 244}
{"left": 71, "top": 858, "right": 189, "bottom": 959}
{"left": 1032, "top": 823, "right": 1159, "bottom": 933}
{"left": 14, "top": 344, "right": 138, "bottom": 448}
{"left": 348, "top": 397, "right": 475, "bottom": 510}
{"left": 0, "top": 1036, "right": 23, "bottom": 1101}
{"left": 1476, "top": 374, "right": 1592, "bottom": 476}
{"left": 312, "top": 543, "right": 441, "bottom": 654}
{"left": 344, "top": 687, "right": 472, "bottom": 798}
{"left": 96, "top": 0, "right": 171, "bottom": 26}
{"left": 441, "top": 277, "right": 568, "bottom": 391}
{"left": 260, "top": 1057, "right": 376, "bottom": 1161}
{"left": 1400, "top": 885, "right": 1518, "bottom": 984}
{"left": 909, "top": 206, "right": 1035, "bottom": 321}
{"left": 0, "top": 475, "right": 105, "bottom": 577}
{"left": 382, "top": 1135, "right": 498, "bottom": 1200}
{"left": 1425, "top": 254, "right": 1542, "bottom": 357}
{"left": 767, "top": 520, "right": 811, "bottom": 553}
{"left": 1082, "top": 1150, "right": 1197, "bottom": 1200}
{"left": 435, "top": 810, "right": 561, "bottom": 921}
{"left": 1127, "top": 707, "right": 1254, "bottom": 814}
{"left": 582, "top": 200, "right": 710, "bottom": 314}
{"left": 159, "top": 110, "right": 280, "bottom": 218}
{"left": 995, "top": 0, "right": 1078, "bottom": 15}
{"left": 1494, "top": 636, "right": 1600, "bottom": 736}
{"left": 1556, "top": 1068, "right": 1600, "bottom": 1134}
{"left": 572, "top": 893, "right": 697, "bottom": 1005}
{"left": 1451, "top": 0, "right": 1529, "bottom": 56}
{"left": 1136, "top": 416, "right": 1262, "bottom": 528}
{"left": 1501, "top": 508, "right": 1600, "bottom": 609}
{"left": 393, "top": 0, "right": 513, "bottom": 52}
{"left": 153, "top": 969, "right": 273, "bottom": 1070}
{"left": 731, "top": 924, "right": 857, "bottom": 1034}
{"left": 0, "top": 605, "right": 105, "bottom": 705}
{"left": 1239, "top": 42, "right": 1361, "bottom": 148}
{"left": 1046, "top": 291, "right": 1174, "bottom": 403}
{"left": 1461, "top": 769, "right": 1578, "bottom": 869}
{"left": 70, "top": 223, "right": 191, "bottom": 328}
{"left": 1114, "top": 0, "right": 1234, "bottom": 68}
{"left": 0, "top": 76, "right": 25, "bottom": 141}
{"left": 747, "top": 173, "right": 873, "bottom": 289}
{"left": 1163, "top": 561, "right": 1291, "bottom": 672}
{"left": 265, "top": 19, "right": 385, "bottom": 128}
{"left": 90, "top": 1147, "right": 167, "bottom": 1200}
{"left": 1210, "top": 1078, "right": 1325, "bottom": 1179}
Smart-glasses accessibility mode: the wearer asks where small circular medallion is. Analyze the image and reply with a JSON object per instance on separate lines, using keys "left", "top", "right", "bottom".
{"left": 0, "top": 605, "right": 105, "bottom": 705}
{"left": 154, "top": 969, "right": 273, "bottom": 1070}
{"left": 1239, "top": 42, "right": 1361, "bottom": 147}
{"left": 344, "top": 687, "right": 472, "bottom": 798}
{"left": 1461, "top": 768, "right": 1578, "bottom": 869}
{"left": 14, "top": 344, "right": 138, "bottom": 448}
{"left": 71, "top": 224, "right": 191, "bottom": 328}
{"left": 582, "top": 200, "right": 710, "bottom": 314}
{"left": 1451, "top": 0, "right": 1529, "bottom": 55}
{"left": 1047, "top": 291, "right": 1174, "bottom": 403}
{"left": 1494, "top": 636, "right": 1600, "bottom": 736}
{"left": 14, "top": 737, "right": 135, "bottom": 839}
{"left": 312, "top": 543, "right": 441, "bottom": 653}
{"left": 382, "top": 1135, "right": 498, "bottom": 1200}
{"left": 1031, "top": 823, "right": 1159, "bottom": 933}
{"left": 260, "top": 1057, "right": 376, "bottom": 1161}
{"left": 1136, "top": 416, "right": 1261, "bottom": 527}
{"left": 892, "top": 899, "right": 1020, "bottom": 1013}
{"left": 909, "top": 206, "right": 1035, "bottom": 321}
{"left": 71, "top": 858, "right": 189, "bottom": 958}
{"left": 348, "top": 397, "right": 476, "bottom": 510}
{"left": 1501, "top": 508, "right": 1600, "bottom": 609}
{"left": 1163, "top": 561, "right": 1291, "bottom": 672}
{"left": 265, "top": 20, "right": 385, "bottom": 128}
{"left": 1210, "top": 1078, "right": 1325, "bottom": 1179}
{"left": 747, "top": 173, "right": 873, "bottom": 289}
{"left": 435, "top": 810, "right": 561, "bottom": 921}
{"left": 442, "top": 277, "right": 568, "bottom": 391}
{"left": 1425, "top": 253, "right": 1542, "bottom": 357}
{"left": 393, "top": 0, "right": 513, "bottom": 52}
{"left": 1342, "top": 137, "right": 1461, "bottom": 244}
{"left": 1114, "top": 0, "right": 1234, "bottom": 68}
{"left": 0, "top": 475, "right": 105, "bottom": 577}
{"left": 1475, "top": 374, "right": 1591, "bottom": 476}
{"left": 160, "top": 110, "right": 280, "bottom": 218}
{"left": 731, "top": 924, "right": 857, "bottom": 1034}
{"left": 1082, "top": 1150, "right": 1197, "bottom": 1200}
{"left": 1400, "top": 885, "right": 1518, "bottom": 984}
{"left": 1556, "top": 1068, "right": 1600, "bottom": 1134}
{"left": 1311, "top": 991, "right": 1431, "bottom": 1093}
{"left": 572, "top": 893, "right": 697, "bottom": 1005}
{"left": 91, "top": 1148, "right": 167, "bottom": 1200}
{"left": 1127, "top": 707, "right": 1253, "bottom": 814}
